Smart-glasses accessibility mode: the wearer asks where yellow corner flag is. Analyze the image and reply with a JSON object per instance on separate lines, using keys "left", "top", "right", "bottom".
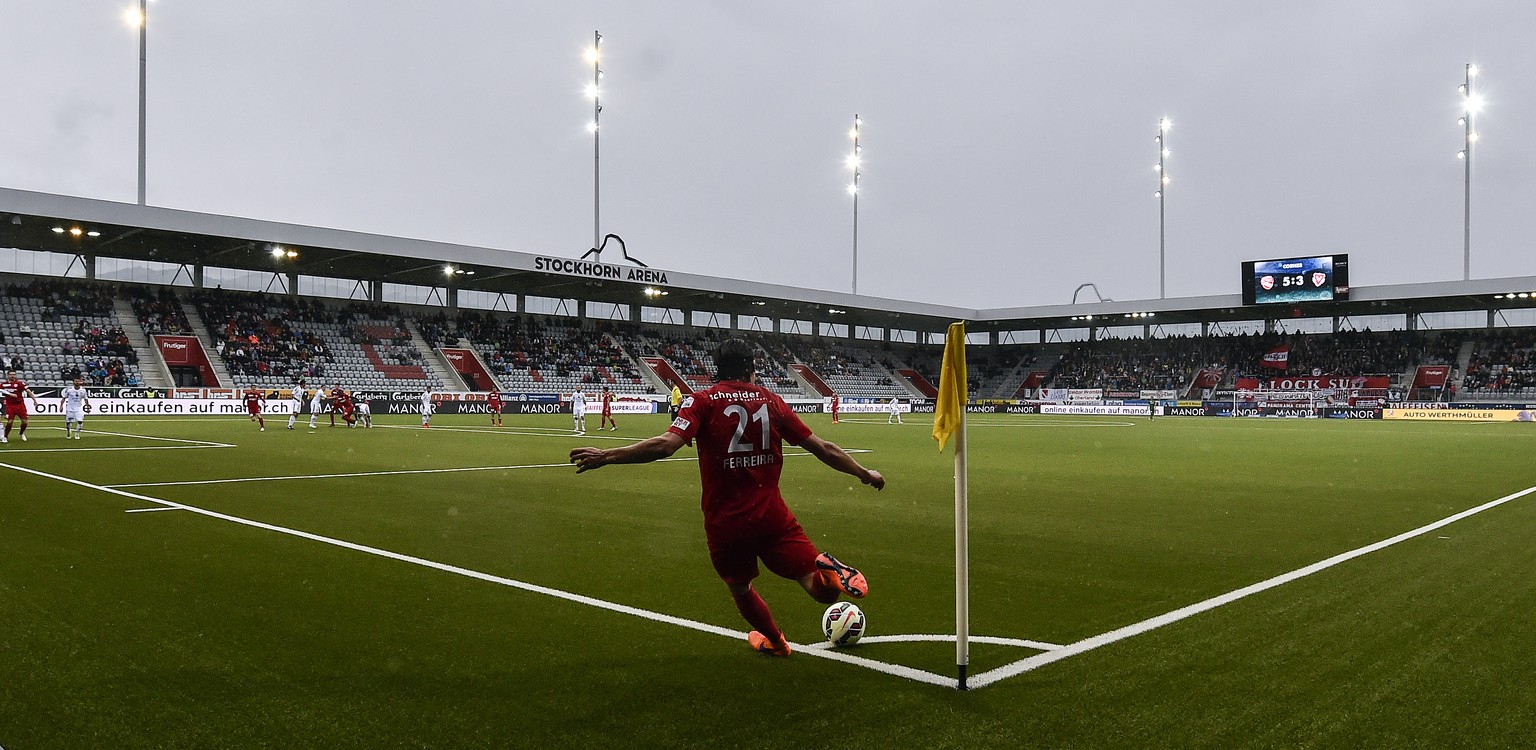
{"left": 933, "top": 321, "right": 967, "bottom": 452}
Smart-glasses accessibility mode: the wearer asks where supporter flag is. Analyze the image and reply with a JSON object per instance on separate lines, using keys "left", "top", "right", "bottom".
{"left": 931, "top": 321, "right": 971, "bottom": 690}
{"left": 1261, "top": 344, "right": 1290, "bottom": 369}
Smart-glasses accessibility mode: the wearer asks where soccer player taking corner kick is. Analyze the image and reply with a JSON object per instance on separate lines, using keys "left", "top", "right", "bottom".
{"left": 570, "top": 338, "right": 884, "bottom": 657}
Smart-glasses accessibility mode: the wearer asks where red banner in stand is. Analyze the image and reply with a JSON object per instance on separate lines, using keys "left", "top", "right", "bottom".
{"left": 1261, "top": 344, "right": 1290, "bottom": 369}
{"left": 1261, "top": 376, "right": 1391, "bottom": 390}
{"left": 1413, "top": 366, "right": 1450, "bottom": 388}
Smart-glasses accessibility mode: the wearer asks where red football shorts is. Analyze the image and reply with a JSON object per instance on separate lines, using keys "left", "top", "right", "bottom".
{"left": 3, "top": 402, "right": 26, "bottom": 418}
{"left": 706, "top": 518, "right": 819, "bottom": 586}
{"left": 247, "top": 406, "right": 261, "bottom": 416}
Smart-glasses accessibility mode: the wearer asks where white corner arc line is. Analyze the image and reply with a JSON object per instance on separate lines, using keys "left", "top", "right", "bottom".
{"left": 966, "top": 483, "right": 1536, "bottom": 690}
{"left": 1, "top": 460, "right": 953, "bottom": 689}
{"left": 803, "top": 634, "right": 1063, "bottom": 651}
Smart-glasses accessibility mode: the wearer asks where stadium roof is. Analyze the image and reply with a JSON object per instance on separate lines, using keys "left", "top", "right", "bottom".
{"left": 3, "top": 187, "right": 1534, "bottom": 335}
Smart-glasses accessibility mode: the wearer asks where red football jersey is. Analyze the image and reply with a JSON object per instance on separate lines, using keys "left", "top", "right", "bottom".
{"left": 602, "top": 391, "right": 614, "bottom": 410}
{"left": 667, "top": 380, "right": 813, "bottom": 535}
{"left": 2, "top": 380, "right": 26, "bottom": 406}
{"left": 488, "top": 392, "right": 502, "bottom": 407}
{"left": 243, "top": 392, "right": 263, "bottom": 409}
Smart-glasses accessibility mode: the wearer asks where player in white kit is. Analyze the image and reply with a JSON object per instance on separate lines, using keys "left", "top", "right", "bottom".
{"left": 356, "top": 398, "right": 373, "bottom": 428}
{"left": 307, "top": 386, "right": 326, "bottom": 429}
{"left": 571, "top": 389, "right": 587, "bottom": 435}
{"left": 60, "top": 377, "right": 92, "bottom": 439}
{"left": 420, "top": 387, "right": 435, "bottom": 428}
{"left": 288, "top": 385, "right": 306, "bottom": 430}
{"left": 887, "top": 397, "right": 903, "bottom": 424}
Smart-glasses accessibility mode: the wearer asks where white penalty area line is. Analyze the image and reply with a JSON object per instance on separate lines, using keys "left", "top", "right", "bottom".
{"left": 376, "top": 424, "right": 636, "bottom": 441}
{"left": 966, "top": 483, "right": 1536, "bottom": 690}
{"left": 838, "top": 417, "right": 1139, "bottom": 428}
{"left": 0, "top": 460, "right": 953, "bottom": 689}
{"left": 104, "top": 449, "right": 872, "bottom": 489}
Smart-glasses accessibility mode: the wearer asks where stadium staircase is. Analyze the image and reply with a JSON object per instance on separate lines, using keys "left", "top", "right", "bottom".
{"left": 113, "top": 297, "right": 170, "bottom": 388}
{"left": 641, "top": 357, "right": 693, "bottom": 394}
{"left": 1451, "top": 339, "right": 1476, "bottom": 395}
{"left": 895, "top": 369, "right": 937, "bottom": 398}
{"left": 403, "top": 319, "right": 467, "bottom": 391}
{"left": 788, "top": 364, "right": 835, "bottom": 397}
{"left": 175, "top": 293, "right": 230, "bottom": 387}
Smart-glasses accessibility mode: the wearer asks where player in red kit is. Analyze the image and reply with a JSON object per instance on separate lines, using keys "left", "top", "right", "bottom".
{"left": 1, "top": 370, "right": 40, "bottom": 444}
{"left": 487, "top": 391, "right": 503, "bottom": 427}
{"left": 243, "top": 388, "right": 267, "bottom": 432}
{"left": 830, "top": 393, "right": 840, "bottom": 424}
{"left": 571, "top": 339, "right": 883, "bottom": 657}
{"left": 337, "top": 389, "right": 357, "bottom": 427}
{"left": 599, "top": 386, "right": 617, "bottom": 431}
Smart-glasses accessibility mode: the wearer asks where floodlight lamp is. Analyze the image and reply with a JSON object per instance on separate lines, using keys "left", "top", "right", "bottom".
{"left": 443, "top": 265, "right": 456, "bottom": 275}
{"left": 271, "top": 247, "right": 286, "bottom": 258}
{"left": 124, "top": 7, "right": 144, "bottom": 28}
{"left": 846, "top": 184, "right": 858, "bottom": 195}
{"left": 586, "top": 122, "right": 599, "bottom": 133}
{"left": 585, "top": 47, "right": 600, "bottom": 64}
{"left": 1161, "top": 175, "right": 1170, "bottom": 185}
{"left": 87, "top": 231, "right": 101, "bottom": 237}
{"left": 585, "top": 84, "right": 600, "bottom": 99}
{"left": 1154, "top": 190, "right": 1161, "bottom": 198}
{"left": 286, "top": 250, "right": 298, "bottom": 258}
{"left": 1468, "top": 132, "right": 1480, "bottom": 143}
{"left": 1153, "top": 163, "right": 1161, "bottom": 171}
{"left": 1465, "top": 95, "right": 1484, "bottom": 114}
{"left": 52, "top": 227, "right": 65, "bottom": 234}
{"left": 1158, "top": 118, "right": 1171, "bottom": 132}
{"left": 1468, "top": 64, "right": 1480, "bottom": 77}
{"left": 845, "top": 155, "right": 861, "bottom": 169}
{"left": 1162, "top": 148, "right": 1170, "bottom": 158}
{"left": 1154, "top": 134, "right": 1161, "bottom": 144}
{"left": 69, "top": 227, "right": 83, "bottom": 236}
{"left": 1494, "top": 294, "right": 1504, "bottom": 299}
{"left": 1458, "top": 117, "right": 1467, "bottom": 126}
{"left": 1522, "top": 293, "right": 1532, "bottom": 299}
{"left": 1457, "top": 150, "right": 1466, "bottom": 159}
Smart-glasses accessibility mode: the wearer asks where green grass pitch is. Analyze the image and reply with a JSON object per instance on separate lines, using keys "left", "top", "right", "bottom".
{"left": 2, "top": 412, "right": 1534, "bottom": 748}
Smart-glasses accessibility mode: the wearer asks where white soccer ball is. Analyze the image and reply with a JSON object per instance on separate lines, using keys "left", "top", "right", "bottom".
{"left": 821, "top": 602, "right": 866, "bottom": 647}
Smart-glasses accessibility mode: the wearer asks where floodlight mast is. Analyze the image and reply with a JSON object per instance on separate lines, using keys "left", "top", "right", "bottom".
{"left": 849, "top": 114, "right": 862, "bottom": 295}
{"left": 591, "top": 31, "right": 603, "bottom": 250}
{"left": 136, "top": 0, "right": 148, "bottom": 205}
{"left": 1459, "top": 63, "right": 1479, "bottom": 281}
{"left": 1155, "top": 118, "right": 1170, "bottom": 299}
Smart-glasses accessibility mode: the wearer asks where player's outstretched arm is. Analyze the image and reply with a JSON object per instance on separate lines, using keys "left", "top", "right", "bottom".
{"left": 570, "top": 432, "right": 686, "bottom": 473}
{"left": 799, "top": 434, "right": 884, "bottom": 490}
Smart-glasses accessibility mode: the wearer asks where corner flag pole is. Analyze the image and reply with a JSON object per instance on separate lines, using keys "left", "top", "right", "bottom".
{"left": 955, "top": 393, "right": 970, "bottom": 690}
{"left": 933, "top": 320, "right": 971, "bottom": 690}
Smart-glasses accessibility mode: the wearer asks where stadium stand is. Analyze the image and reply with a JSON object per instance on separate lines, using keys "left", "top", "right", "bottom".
{"left": 192, "top": 290, "right": 443, "bottom": 390}
{"left": 1461, "top": 328, "right": 1536, "bottom": 397}
{"left": 0, "top": 280, "right": 143, "bottom": 387}
{"left": 444, "top": 312, "right": 646, "bottom": 395}
{"left": 783, "top": 342, "right": 913, "bottom": 398}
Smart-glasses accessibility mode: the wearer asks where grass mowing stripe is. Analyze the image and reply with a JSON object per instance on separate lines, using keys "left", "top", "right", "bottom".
{"left": 967, "top": 483, "right": 1536, "bottom": 689}
{"left": 105, "top": 450, "right": 872, "bottom": 488}
{"left": 2, "top": 460, "right": 954, "bottom": 689}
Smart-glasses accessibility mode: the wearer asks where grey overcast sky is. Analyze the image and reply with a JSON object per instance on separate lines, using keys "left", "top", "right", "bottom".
{"left": 3, "top": 1, "right": 1533, "bottom": 309}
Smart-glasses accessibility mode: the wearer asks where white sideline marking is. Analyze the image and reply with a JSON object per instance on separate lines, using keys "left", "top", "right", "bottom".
{"left": 966, "top": 483, "right": 1536, "bottom": 689}
{"left": 125, "top": 507, "right": 180, "bottom": 513}
{"left": 803, "top": 634, "right": 1063, "bottom": 651}
{"left": 377, "top": 424, "right": 636, "bottom": 441}
{"left": 1, "top": 461, "right": 953, "bottom": 688}
{"left": 106, "top": 450, "right": 869, "bottom": 489}
{"left": 0, "top": 427, "right": 234, "bottom": 453}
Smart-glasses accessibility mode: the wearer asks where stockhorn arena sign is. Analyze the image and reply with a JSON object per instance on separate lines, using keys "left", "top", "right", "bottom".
{"left": 534, "top": 256, "right": 669, "bottom": 285}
